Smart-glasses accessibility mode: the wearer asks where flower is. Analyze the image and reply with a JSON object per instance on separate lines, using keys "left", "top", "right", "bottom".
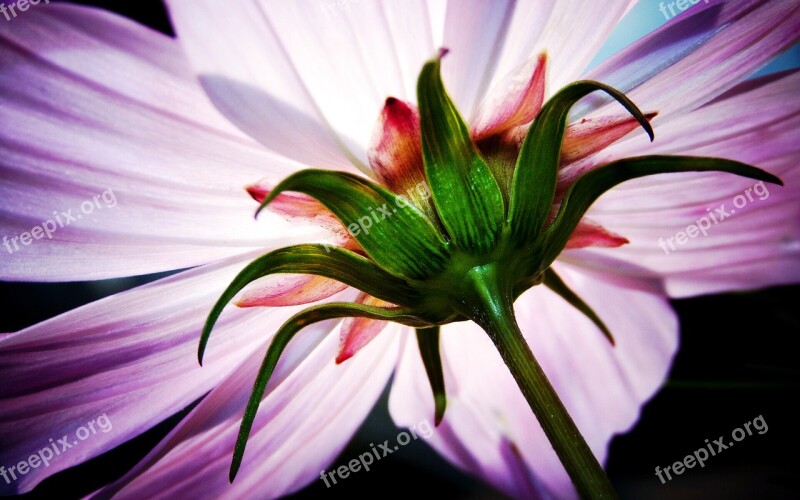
{"left": 1, "top": 1, "right": 798, "bottom": 499}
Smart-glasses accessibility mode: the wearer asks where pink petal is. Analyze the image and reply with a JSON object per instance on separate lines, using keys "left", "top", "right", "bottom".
{"left": 336, "top": 293, "right": 392, "bottom": 364}
{"left": 581, "top": 0, "right": 800, "bottom": 120}
{"left": 561, "top": 112, "right": 657, "bottom": 164}
{"left": 245, "top": 178, "right": 343, "bottom": 230}
{"left": 567, "top": 70, "right": 800, "bottom": 297}
{"left": 441, "top": 1, "right": 636, "bottom": 121}
{"left": 0, "top": 251, "right": 326, "bottom": 494}
{"left": 566, "top": 219, "right": 629, "bottom": 249}
{"left": 367, "top": 97, "right": 438, "bottom": 218}
{"left": 368, "top": 98, "right": 424, "bottom": 193}
{"left": 93, "top": 323, "right": 400, "bottom": 499}
{"left": 437, "top": 0, "right": 517, "bottom": 121}
{"left": 472, "top": 53, "right": 547, "bottom": 140}
{"left": 246, "top": 180, "right": 325, "bottom": 213}
{"left": 235, "top": 274, "right": 349, "bottom": 308}
{"left": 390, "top": 264, "right": 677, "bottom": 498}
{"left": 0, "top": 4, "right": 316, "bottom": 281}
{"left": 165, "top": 0, "right": 438, "bottom": 172}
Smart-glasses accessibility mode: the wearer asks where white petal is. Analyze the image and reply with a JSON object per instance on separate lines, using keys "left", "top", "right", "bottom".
{"left": 460, "top": 0, "right": 636, "bottom": 123}
{"left": 581, "top": 1, "right": 800, "bottom": 120}
{"left": 95, "top": 323, "right": 400, "bottom": 499}
{"left": 0, "top": 4, "right": 320, "bottom": 280}
{"left": 165, "top": 0, "right": 438, "bottom": 172}
{"left": 0, "top": 250, "right": 326, "bottom": 494}
{"left": 566, "top": 71, "right": 800, "bottom": 297}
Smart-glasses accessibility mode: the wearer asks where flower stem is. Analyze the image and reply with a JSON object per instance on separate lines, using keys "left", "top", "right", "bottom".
{"left": 462, "top": 264, "right": 618, "bottom": 499}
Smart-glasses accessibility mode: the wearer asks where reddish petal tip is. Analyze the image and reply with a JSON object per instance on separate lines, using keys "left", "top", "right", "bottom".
{"left": 472, "top": 51, "right": 547, "bottom": 139}
{"left": 245, "top": 184, "right": 267, "bottom": 203}
{"left": 380, "top": 97, "right": 416, "bottom": 125}
{"left": 437, "top": 47, "right": 450, "bottom": 59}
{"left": 566, "top": 220, "right": 630, "bottom": 250}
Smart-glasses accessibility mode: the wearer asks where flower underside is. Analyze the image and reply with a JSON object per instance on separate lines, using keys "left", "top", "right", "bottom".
{"left": 201, "top": 51, "right": 782, "bottom": 496}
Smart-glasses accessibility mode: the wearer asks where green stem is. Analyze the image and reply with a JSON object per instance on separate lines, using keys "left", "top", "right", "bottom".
{"left": 461, "top": 264, "right": 618, "bottom": 500}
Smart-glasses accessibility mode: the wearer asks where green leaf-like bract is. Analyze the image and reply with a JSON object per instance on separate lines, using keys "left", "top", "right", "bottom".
{"left": 416, "top": 326, "right": 447, "bottom": 425}
{"left": 200, "top": 244, "right": 420, "bottom": 363}
{"left": 509, "top": 81, "right": 653, "bottom": 245}
{"left": 540, "top": 155, "right": 783, "bottom": 266}
{"left": 229, "top": 302, "right": 430, "bottom": 482}
{"left": 418, "top": 56, "right": 505, "bottom": 254}
{"left": 257, "top": 169, "right": 448, "bottom": 279}
{"left": 543, "top": 269, "right": 613, "bottom": 345}
{"left": 203, "top": 59, "right": 786, "bottom": 497}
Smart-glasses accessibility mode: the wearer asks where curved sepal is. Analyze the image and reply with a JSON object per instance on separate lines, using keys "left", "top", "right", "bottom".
{"left": 509, "top": 81, "right": 654, "bottom": 244}
{"left": 543, "top": 269, "right": 614, "bottom": 345}
{"left": 229, "top": 301, "right": 430, "bottom": 482}
{"left": 541, "top": 155, "right": 783, "bottom": 265}
{"left": 201, "top": 244, "right": 419, "bottom": 363}
{"left": 417, "top": 53, "right": 505, "bottom": 254}
{"left": 416, "top": 326, "right": 447, "bottom": 425}
{"left": 257, "top": 170, "right": 448, "bottom": 279}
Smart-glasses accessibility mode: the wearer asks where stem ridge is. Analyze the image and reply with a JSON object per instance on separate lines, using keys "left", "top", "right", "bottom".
{"left": 461, "top": 264, "right": 618, "bottom": 500}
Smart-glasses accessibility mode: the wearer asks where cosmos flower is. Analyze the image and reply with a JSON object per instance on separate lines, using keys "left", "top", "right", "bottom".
{"left": 1, "top": 1, "right": 798, "bottom": 498}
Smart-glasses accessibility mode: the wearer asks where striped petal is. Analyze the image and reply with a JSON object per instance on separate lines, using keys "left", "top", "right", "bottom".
{"left": 165, "top": 0, "right": 437, "bottom": 171}
{"left": 561, "top": 112, "right": 657, "bottom": 164}
{"left": 471, "top": 53, "right": 547, "bottom": 140}
{"left": 441, "top": 1, "right": 636, "bottom": 121}
{"left": 581, "top": 0, "right": 800, "bottom": 120}
{"left": 245, "top": 178, "right": 343, "bottom": 231}
{"left": 234, "top": 274, "right": 349, "bottom": 308}
{"left": 568, "top": 70, "right": 800, "bottom": 297}
{"left": 367, "top": 97, "right": 434, "bottom": 208}
{"left": 92, "top": 324, "right": 399, "bottom": 499}
{"left": 0, "top": 4, "right": 315, "bottom": 281}
{"left": 0, "top": 251, "right": 321, "bottom": 495}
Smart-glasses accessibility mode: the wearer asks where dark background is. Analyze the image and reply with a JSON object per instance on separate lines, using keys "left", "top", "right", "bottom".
{"left": 2, "top": 2, "right": 798, "bottom": 498}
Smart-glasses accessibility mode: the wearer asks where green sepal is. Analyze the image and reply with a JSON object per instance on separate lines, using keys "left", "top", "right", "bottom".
{"left": 417, "top": 54, "right": 505, "bottom": 254}
{"left": 541, "top": 155, "right": 783, "bottom": 266}
{"left": 543, "top": 269, "right": 614, "bottom": 345}
{"left": 200, "top": 244, "right": 419, "bottom": 364}
{"left": 229, "top": 301, "right": 430, "bottom": 482}
{"left": 416, "top": 326, "right": 447, "bottom": 425}
{"left": 509, "top": 80, "right": 654, "bottom": 245}
{"left": 257, "top": 169, "right": 448, "bottom": 279}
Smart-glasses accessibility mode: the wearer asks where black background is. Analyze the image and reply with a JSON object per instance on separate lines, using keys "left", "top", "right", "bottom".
{"left": 2, "top": 2, "right": 798, "bottom": 498}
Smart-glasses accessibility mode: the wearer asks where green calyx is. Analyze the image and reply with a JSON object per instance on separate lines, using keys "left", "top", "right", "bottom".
{"left": 203, "top": 51, "right": 782, "bottom": 497}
